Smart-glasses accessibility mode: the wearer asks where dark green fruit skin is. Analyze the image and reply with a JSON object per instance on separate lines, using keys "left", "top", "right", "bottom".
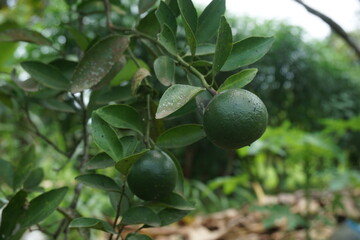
{"left": 203, "top": 89, "right": 268, "bottom": 149}
{"left": 127, "top": 150, "right": 177, "bottom": 201}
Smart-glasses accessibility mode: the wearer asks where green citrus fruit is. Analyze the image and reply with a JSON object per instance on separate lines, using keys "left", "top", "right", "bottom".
{"left": 127, "top": 150, "right": 177, "bottom": 201}
{"left": 203, "top": 89, "right": 268, "bottom": 149}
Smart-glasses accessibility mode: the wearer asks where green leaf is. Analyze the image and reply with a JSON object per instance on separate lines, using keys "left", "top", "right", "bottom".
{"left": 115, "top": 149, "right": 150, "bottom": 175}
{"left": 196, "top": 0, "right": 225, "bottom": 43}
{"left": 96, "top": 104, "right": 144, "bottom": 135}
{"left": 158, "top": 208, "right": 190, "bottom": 226}
{"left": 69, "top": 217, "right": 116, "bottom": 234}
{"left": 108, "top": 191, "right": 131, "bottom": 215}
{"left": 156, "top": 1, "right": 177, "bottom": 34}
{"left": 65, "top": 26, "right": 89, "bottom": 51}
{"left": 126, "top": 233, "right": 153, "bottom": 240}
{"left": 218, "top": 68, "right": 258, "bottom": 92}
{"left": 154, "top": 56, "right": 175, "bottom": 86}
{"left": 0, "top": 190, "right": 27, "bottom": 238}
{"left": 185, "top": 43, "right": 215, "bottom": 57}
{"left": 158, "top": 24, "right": 177, "bottom": 56}
{"left": 137, "top": 10, "right": 161, "bottom": 37}
{"left": 0, "top": 28, "right": 52, "bottom": 45}
{"left": 76, "top": 174, "right": 120, "bottom": 192}
{"left": 222, "top": 36, "right": 274, "bottom": 71}
{"left": 157, "top": 192, "right": 195, "bottom": 210}
{"left": 13, "top": 147, "right": 35, "bottom": 191}
{"left": 20, "top": 187, "right": 68, "bottom": 228}
{"left": 121, "top": 136, "right": 140, "bottom": 157}
{"left": 212, "top": 16, "right": 232, "bottom": 76}
{"left": 155, "top": 84, "right": 205, "bottom": 119}
{"left": 0, "top": 158, "right": 14, "bottom": 188}
{"left": 21, "top": 61, "right": 70, "bottom": 90}
{"left": 91, "top": 112, "right": 123, "bottom": 161}
{"left": 23, "top": 168, "right": 44, "bottom": 190}
{"left": 177, "top": 0, "right": 197, "bottom": 33}
{"left": 156, "top": 124, "right": 206, "bottom": 148}
{"left": 86, "top": 152, "right": 115, "bottom": 170}
{"left": 71, "top": 35, "right": 129, "bottom": 93}
{"left": 111, "top": 58, "right": 149, "bottom": 86}
{"left": 41, "top": 99, "right": 75, "bottom": 113}
{"left": 177, "top": 0, "right": 197, "bottom": 56}
{"left": 122, "top": 207, "right": 161, "bottom": 227}
{"left": 139, "top": 0, "right": 157, "bottom": 14}
{"left": 49, "top": 59, "right": 77, "bottom": 81}
{"left": 164, "top": 151, "right": 185, "bottom": 194}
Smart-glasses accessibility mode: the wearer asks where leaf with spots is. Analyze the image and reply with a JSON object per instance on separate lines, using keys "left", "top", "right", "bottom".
{"left": 155, "top": 84, "right": 205, "bottom": 119}
{"left": 71, "top": 35, "right": 128, "bottom": 93}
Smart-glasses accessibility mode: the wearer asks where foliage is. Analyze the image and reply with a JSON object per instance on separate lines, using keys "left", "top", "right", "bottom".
{"left": 0, "top": 0, "right": 274, "bottom": 239}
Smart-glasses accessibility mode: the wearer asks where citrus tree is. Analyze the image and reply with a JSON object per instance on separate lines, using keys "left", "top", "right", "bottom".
{"left": 0, "top": 0, "right": 273, "bottom": 239}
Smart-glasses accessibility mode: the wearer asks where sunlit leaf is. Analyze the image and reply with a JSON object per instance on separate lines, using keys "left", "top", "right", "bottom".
{"left": 155, "top": 84, "right": 205, "bottom": 119}
{"left": 218, "top": 68, "right": 258, "bottom": 92}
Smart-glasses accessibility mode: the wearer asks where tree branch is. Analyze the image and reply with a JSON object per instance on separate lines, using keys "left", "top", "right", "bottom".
{"left": 293, "top": 0, "right": 360, "bottom": 59}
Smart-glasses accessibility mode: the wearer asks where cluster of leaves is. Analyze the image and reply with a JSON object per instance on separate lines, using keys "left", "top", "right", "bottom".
{"left": 0, "top": 0, "right": 273, "bottom": 239}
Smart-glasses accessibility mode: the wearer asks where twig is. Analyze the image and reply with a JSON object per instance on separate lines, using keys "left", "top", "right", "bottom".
{"left": 54, "top": 93, "right": 89, "bottom": 239}
{"left": 109, "top": 183, "right": 127, "bottom": 240}
{"left": 102, "top": 0, "right": 113, "bottom": 29}
{"left": 176, "top": 56, "right": 217, "bottom": 96}
{"left": 24, "top": 107, "right": 67, "bottom": 157}
{"left": 293, "top": 0, "right": 360, "bottom": 59}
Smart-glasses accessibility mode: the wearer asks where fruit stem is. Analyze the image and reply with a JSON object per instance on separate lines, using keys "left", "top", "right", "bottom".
{"left": 176, "top": 55, "right": 217, "bottom": 96}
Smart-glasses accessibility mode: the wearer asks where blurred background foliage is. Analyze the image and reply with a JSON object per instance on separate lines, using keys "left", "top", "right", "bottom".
{"left": 0, "top": 0, "right": 360, "bottom": 233}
